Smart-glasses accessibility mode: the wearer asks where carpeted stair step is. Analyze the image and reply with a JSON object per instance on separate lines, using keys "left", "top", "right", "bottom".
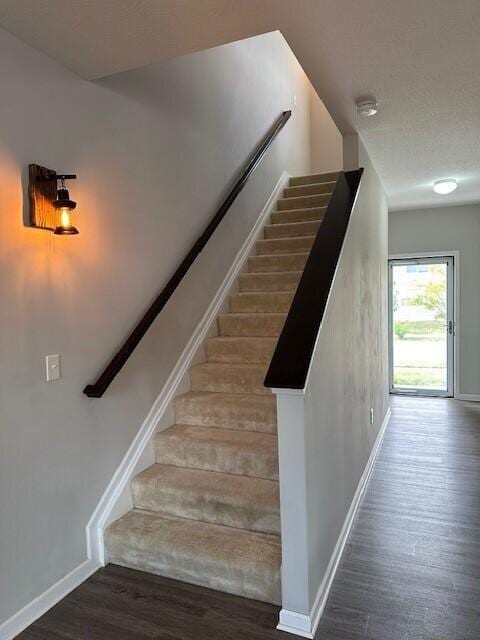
{"left": 154, "top": 424, "right": 278, "bottom": 479}
{"left": 248, "top": 252, "right": 308, "bottom": 273}
{"left": 230, "top": 291, "right": 294, "bottom": 313}
{"left": 264, "top": 219, "right": 321, "bottom": 239}
{"left": 289, "top": 171, "right": 339, "bottom": 186}
{"left": 132, "top": 464, "right": 280, "bottom": 534}
{"left": 218, "top": 312, "right": 286, "bottom": 337}
{"left": 270, "top": 207, "right": 325, "bottom": 225}
{"left": 238, "top": 270, "right": 302, "bottom": 292}
{"left": 206, "top": 336, "right": 277, "bottom": 364}
{"left": 256, "top": 235, "right": 315, "bottom": 255}
{"left": 284, "top": 181, "right": 335, "bottom": 197}
{"left": 277, "top": 193, "right": 331, "bottom": 210}
{"left": 190, "top": 362, "right": 270, "bottom": 395}
{"left": 105, "top": 510, "right": 281, "bottom": 604}
{"left": 174, "top": 391, "right": 276, "bottom": 433}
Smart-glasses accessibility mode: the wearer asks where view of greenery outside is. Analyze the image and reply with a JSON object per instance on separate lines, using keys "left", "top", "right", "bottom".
{"left": 392, "top": 264, "right": 447, "bottom": 390}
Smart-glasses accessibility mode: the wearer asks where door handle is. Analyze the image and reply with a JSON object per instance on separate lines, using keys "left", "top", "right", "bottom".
{"left": 447, "top": 320, "right": 454, "bottom": 335}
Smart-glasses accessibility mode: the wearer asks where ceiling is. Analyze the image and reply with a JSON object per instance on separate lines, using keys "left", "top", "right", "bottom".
{"left": 1, "top": 0, "right": 479, "bottom": 210}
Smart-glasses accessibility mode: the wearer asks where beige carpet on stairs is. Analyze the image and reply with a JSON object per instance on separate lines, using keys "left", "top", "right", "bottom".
{"left": 105, "top": 171, "right": 338, "bottom": 605}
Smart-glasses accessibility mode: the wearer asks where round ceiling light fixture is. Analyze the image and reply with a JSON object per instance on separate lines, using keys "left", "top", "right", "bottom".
{"left": 356, "top": 99, "right": 378, "bottom": 117}
{"left": 433, "top": 178, "right": 458, "bottom": 195}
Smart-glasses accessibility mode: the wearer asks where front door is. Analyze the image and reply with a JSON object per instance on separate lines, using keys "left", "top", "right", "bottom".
{"left": 389, "top": 256, "right": 454, "bottom": 397}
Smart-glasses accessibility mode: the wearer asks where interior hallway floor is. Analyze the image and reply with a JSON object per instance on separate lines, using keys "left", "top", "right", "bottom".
{"left": 18, "top": 395, "right": 480, "bottom": 640}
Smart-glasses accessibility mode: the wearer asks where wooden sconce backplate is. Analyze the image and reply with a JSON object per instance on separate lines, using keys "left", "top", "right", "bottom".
{"left": 28, "top": 164, "right": 57, "bottom": 231}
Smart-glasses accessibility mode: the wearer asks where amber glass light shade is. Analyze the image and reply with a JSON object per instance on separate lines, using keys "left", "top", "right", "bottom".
{"left": 53, "top": 187, "right": 79, "bottom": 235}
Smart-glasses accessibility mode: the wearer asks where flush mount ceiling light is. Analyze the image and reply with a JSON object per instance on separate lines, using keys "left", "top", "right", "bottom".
{"left": 356, "top": 99, "right": 378, "bottom": 117}
{"left": 433, "top": 178, "right": 458, "bottom": 195}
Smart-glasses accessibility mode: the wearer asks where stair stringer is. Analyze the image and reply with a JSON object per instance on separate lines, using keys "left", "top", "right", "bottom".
{"left": 85, "top": 171, "right": 290, "bottom": 565}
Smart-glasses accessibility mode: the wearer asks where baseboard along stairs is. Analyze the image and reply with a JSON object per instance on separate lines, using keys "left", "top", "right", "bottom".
{"left": 105, "top": 171, "right": 339, "bottom": 605}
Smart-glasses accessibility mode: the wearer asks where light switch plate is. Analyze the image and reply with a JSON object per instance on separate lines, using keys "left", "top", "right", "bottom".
{"left": 46, "top": 354, "right": 61, "bottom": 382}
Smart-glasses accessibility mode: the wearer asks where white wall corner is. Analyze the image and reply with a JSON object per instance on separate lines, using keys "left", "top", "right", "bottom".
{"left": 274, "top": 390, "right": 310, "bottom": 628}
{"left": 278, "top": 406, "right": 391, "bottom": 638}
{"left": 85, "top": 170, "right": 290, "bottom": 566}
{"left": 0, "top": 559, "right": 100, "bottom": 640}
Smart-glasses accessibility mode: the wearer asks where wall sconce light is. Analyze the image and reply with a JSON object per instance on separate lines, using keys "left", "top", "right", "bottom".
{"left": 28, "top": 164, "right": 79, "bottom": 235}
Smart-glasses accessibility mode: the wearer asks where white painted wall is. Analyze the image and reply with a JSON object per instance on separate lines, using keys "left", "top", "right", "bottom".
{"left": 389, "top": 204, "right": 480, "bottom": 397}
{"left": 274, "top": 143, "right": 389, "bottom": 637}
{"left": 309, "top": 87, "right": 343, "bottom": 174}
{"left": 0, "top": 27, "right": 342, "bottom": 626}
{"left": 304, "top": 143, "right": 389, "bottom": 601}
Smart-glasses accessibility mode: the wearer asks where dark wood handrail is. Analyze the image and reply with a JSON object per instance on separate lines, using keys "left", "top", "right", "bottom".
{"left": 84, "top": 110, "right": 292, "bottom": 397}
{"left": 264, "top": 168, "right": 364, "bottom": 390}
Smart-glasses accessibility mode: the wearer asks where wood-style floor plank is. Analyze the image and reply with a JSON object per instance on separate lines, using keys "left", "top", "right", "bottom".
{"left": 17, "top": 396, "right": 480, "bottom": 639}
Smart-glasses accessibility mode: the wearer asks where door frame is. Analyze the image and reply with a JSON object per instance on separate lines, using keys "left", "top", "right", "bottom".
{"left": 388, "top": 251, "right": 460, "bottom": 399}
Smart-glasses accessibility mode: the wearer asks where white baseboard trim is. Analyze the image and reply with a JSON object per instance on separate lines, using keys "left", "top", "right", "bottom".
{"left": 86, "top": 171, "right": 290, "bottom": 565}
{"left": 277, "top": 610, "right": 315, "bottom": 638}
{"left": 0, "top": 559, "right": 100, "bottom": 640}
{"left": 458, "top": 394, "right": 480, "bottom": 402}
{"left": 277, "top": 406, "right": 391, "bottom": 638}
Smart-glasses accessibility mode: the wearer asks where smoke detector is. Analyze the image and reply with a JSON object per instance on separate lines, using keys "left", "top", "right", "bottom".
{"left": 356, "top": 99, "right": 378, "bottom": 117}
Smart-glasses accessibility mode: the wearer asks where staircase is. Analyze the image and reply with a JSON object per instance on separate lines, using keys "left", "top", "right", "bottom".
{"left": 105, "top": 171, "right": 338, "bottom": 604}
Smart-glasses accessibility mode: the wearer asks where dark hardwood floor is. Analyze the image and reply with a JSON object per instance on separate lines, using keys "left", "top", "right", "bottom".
{"left": 18, "top": 396, "right": 480, "bottom": 640}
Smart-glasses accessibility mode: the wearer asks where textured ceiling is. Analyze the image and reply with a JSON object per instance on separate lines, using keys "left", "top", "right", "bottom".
{"left": 1, "top": 0, "right": 479, "bottom": 210}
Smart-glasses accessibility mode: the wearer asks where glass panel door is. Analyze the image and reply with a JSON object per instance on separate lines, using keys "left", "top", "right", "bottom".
{"left": 389, "top": 257, "right": 454, "bottom": 397}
